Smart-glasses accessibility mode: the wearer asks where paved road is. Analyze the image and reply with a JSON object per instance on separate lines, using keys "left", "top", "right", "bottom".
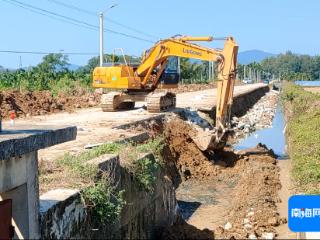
{"left": 1, "top": 83, "right": 267, "bottom": 162}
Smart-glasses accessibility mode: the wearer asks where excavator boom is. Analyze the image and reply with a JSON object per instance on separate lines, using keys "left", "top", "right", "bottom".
{"left": 92, "top": 35, "right": 238, "bottom": 151}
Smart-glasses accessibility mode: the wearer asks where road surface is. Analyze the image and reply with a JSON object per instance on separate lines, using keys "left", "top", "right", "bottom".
{"left": 1, "top": 83, "right": 267, "bottom": 162}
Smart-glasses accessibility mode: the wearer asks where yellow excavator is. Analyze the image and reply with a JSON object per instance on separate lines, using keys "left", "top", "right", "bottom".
{"left": 92, "top": 35, "right": 238, "bottom": 151}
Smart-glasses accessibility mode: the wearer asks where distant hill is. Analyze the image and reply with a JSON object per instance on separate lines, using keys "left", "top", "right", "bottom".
{"left": 238, "top": 50, "right": 276, "bottom": 64}
{"left": 67, "top": 64, "right": 81, "bottom": 71}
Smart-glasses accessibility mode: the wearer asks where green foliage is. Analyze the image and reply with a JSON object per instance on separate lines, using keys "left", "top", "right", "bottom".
{"left": 180, "top": 58, "right": 213, "bottom": 83}
{"left": 132, "top": 137, "right": 164, "bottom": 191}
{"left": 136, "top": 136, "right": 164, "bottom": 161}
{"left": 282, "top": 83, "right": 320, "bottom": 193}
{"left": 239, "top": 51, "right": 320, "bottom": 81}
{"left": 0, "top": 53, "right": 143, "bottom": 94}
{"left": 57, "top": 142, "right": 125, "bottom": 225}
{"left": 58, "top": 142, "right": 122, "bottom": 171}
{"left": 133, "top": 155, "right": 160, "bottom": 192}
{"left": 83, "top": 180, "right": 125, "bottom": 224}
{"left": 262, "top": 51, "right": 320, "bottom": 81}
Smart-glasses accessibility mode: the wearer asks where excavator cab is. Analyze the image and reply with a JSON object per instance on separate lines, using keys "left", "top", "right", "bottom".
{"left": 159, "top": 57, "right": 180, "bottom": 87}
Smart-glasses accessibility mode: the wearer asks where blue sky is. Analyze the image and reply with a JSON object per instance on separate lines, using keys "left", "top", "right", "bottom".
{"left": 0, "top": 0, "right": 319, "bottom": 68}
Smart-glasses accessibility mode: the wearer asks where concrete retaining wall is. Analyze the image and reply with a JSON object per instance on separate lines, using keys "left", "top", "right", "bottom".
{"left": 40, "top": 154, "right": 177, "bottom": 239}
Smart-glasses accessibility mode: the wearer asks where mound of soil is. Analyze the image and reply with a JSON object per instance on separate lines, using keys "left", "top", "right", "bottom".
{"left": 164, "top": 117, "right": 221, "bottom": 180}
{"left": 214, "top": 149, "right": 283, "bottom": 239}
{"left": 0, "top": 90, "right": 100, "bottom": 118}
{"left": 163, "top": 116, "right": 284, "bottom": 239}
{"left": 158, "top": 217, "right": 214, "bottom": 240}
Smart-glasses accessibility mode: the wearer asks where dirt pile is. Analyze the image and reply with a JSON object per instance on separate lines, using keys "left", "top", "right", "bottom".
{"left": 157, "top": 217, "right": 214, "bottom": 240}
{"left": 162, "top": 115, "right": 284, "bottom": 239}
{"left": 164, "top": 117, "right": 222, "bottom": 180}
{"left": 0, "top": 90, "right": 100, "bottom": 118}
{"left": 214, "top": 145, "right": 283, "bottom": 239}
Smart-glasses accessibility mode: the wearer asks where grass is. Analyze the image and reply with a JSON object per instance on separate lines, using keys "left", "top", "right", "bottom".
{"left": 82, "top": 177, "right": 125, "bottom": 225}
{"left": 281, "top": 83, "right": 320, "bottom": 193}
{"left": 39, "top": 137, "right": 165, "bottom": 224}
{"left": 119, "top": 136, "right": 164, "bottom": 192}
{"left": 39, "top": 142, "right": 125, "bottom": 225}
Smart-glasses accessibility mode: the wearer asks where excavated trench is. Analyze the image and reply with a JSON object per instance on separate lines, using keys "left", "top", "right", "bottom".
{"left": 140, "top": 89, "right": 287, "bottom": 239}
{"left": 35, "top": 86, "right": 289, "bottom": 239}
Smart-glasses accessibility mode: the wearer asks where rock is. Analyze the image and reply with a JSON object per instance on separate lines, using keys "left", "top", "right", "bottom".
{"left": 244, "top": 223, "right": 253, "bottom": 229}
{"left": 279, "top": 217, "right": 287, "bottom": 224}
{"left": 262, "top": 232, "right": 274, "bottom": 239}
{"left": 215, "top": 226, "right": 224, "bottom": 235}
{"left": 224, "top": 222, "right": 232, "bottom": 230}
{"left": 267, "top": 216, "right": 279, "bottom": 226}
{"left": 247, "top": 211, "right": 254, "bottom": 217}
{"left": 248, "top": 233, "right": 257, "bottom": 239}
{"left": 244, "top": 127, "right": 250, "bottom": 133}
{"left": 243, "top": 218, "right": 250, "bottom": 224}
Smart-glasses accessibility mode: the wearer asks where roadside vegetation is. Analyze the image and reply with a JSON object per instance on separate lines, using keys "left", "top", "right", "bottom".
{"left": 238, "top": 51, "right": 320, "bottom": 81}
{"left": 281, "top": 83, "right": 320, "bottom": 193}
{"left": 39, "top": 137, "right": 165, "bottom": 224}
{"left": 0, "top": 53, "right": 214, "bottom": 95}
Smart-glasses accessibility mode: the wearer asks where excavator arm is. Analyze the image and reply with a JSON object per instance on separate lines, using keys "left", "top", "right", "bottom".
{"left": 92, "top": 35, "right": 238, "bottom": 151}
{"left": 136, "top": 36, "right": 222, "bottom": 88}
{"left": 135, "top": 36, "right": 239, "bottom": 131}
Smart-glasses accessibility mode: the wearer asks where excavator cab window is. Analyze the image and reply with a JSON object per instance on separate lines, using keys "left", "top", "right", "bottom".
{"left": 159, "top": 57, "right": 180, "bottom": 85}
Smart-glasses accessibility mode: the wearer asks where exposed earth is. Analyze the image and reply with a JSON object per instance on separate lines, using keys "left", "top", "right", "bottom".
{"left": 1, "top": 83, "right": 294, "bottom": 239}
{"left": 162, "top": 116, "right": 286, "bottom": 239}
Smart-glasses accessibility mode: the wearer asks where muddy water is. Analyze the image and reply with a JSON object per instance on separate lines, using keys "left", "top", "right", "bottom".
{"left": 235, "top": 105, "right": 287, "bottom": 158}
{"left": 176, "top": 179, "right": 236, "bottom": 230}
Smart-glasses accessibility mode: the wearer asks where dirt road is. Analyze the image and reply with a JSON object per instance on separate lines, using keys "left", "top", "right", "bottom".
{"left": 1, "top": 83, "right": 266, "bottom": 162}
{"left": 303, "top": 86, "right": 320, "bottom": 93}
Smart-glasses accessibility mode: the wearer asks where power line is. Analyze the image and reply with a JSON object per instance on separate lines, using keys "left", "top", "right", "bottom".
{"left": 0, "top": 50, "right": 98, "bottom": 55}
{"left": 2, "top": 0, "right": 99, "bottom": 31}
{"left": 1, "top": 0, "right": 98, "bottom": 31}
{"left": 1, "top": 0, "right": 155, "bottom": 43}
{"left": 46, "top": 0, "right": 160, "bottom": 40}
{"left": 47, "top": 0, "right": 97, "bottom": 16}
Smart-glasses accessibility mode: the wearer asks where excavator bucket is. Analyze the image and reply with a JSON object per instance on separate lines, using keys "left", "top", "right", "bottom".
{"left": 188, "top": 125, "right": 227, "bottom": 152}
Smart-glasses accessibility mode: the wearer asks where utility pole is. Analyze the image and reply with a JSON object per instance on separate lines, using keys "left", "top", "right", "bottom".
{"left": 212, "top": 62, "right": 215, "bottom": 81}
{"left": 99, "top": 12, "right": 104, "bottom": 67}
{"left": 99, "top": 4, "right": 118, "bottom": 67}
{"left": 19, "top": 56, "right": 22, "bottom": 69}
{"left": 208, "top": 61, "right": 211, "bottom": 81}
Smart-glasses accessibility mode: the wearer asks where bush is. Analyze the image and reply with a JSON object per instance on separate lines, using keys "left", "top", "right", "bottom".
{"left": 83, "top": 179, "right": 125, "bottom": 224}
{"left": 282, "top": 83, "right": 320, "bottom": 193}
{"left": 133, "top": 155, "right": 160, "bottom": 192}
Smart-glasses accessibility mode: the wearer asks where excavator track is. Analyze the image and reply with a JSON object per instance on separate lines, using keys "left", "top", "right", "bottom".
{"left": 101, "top": 92, "right": 135, "bottom": 112}
{"left": 147, "top": 92, "right": 176, "bottom": 113}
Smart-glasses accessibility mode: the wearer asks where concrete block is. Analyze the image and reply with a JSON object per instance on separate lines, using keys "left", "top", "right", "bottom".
{"left": 40, "top": 189, "right": 86, "bottom": 239}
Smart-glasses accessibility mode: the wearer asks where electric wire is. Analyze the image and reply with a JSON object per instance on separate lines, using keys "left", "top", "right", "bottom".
{"left": 0, "top": 50, "right": 98, "bottom": 55}
{"left": 46, "top": 0, "right": 160, "bottom": 40}
{"left": 1, "top": 0, "right": 155, "bottom": 43}
{"left": 1, "top": 0, "right": 98, "bottom": 31}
